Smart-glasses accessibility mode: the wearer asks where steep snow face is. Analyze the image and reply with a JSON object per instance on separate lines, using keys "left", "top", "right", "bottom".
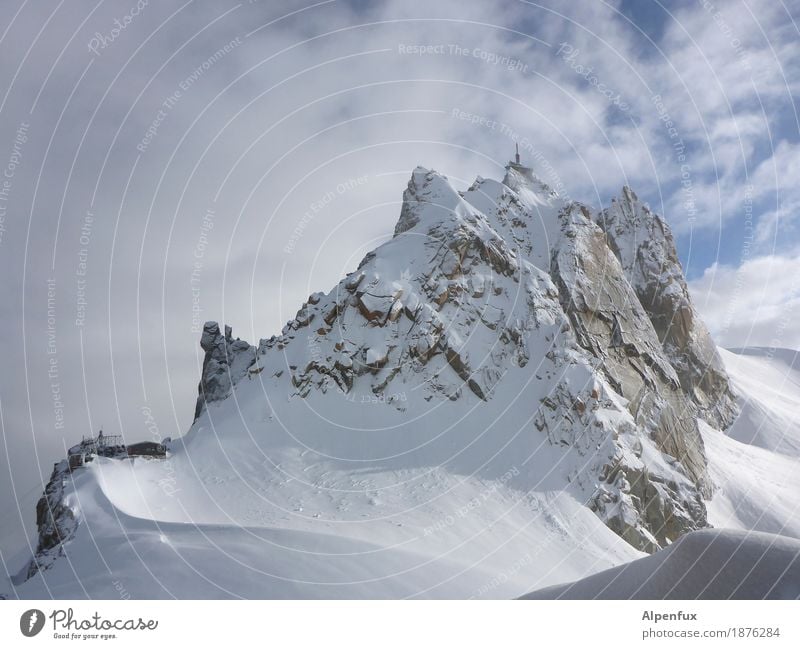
{"left": 12, "top": 166, "right": 747, "bottom": 598}
{"left": 596, "top": 188, "right": 738, "bottom": 430}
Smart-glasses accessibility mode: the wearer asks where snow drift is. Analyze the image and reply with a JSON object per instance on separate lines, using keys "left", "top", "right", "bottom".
{"left": 520, "top": 529, "right": 800, "bottom": 599}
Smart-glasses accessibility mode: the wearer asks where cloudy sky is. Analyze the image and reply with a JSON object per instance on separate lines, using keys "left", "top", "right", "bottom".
{"left": 1, "top": 0, "right": 798, "bottom": 565}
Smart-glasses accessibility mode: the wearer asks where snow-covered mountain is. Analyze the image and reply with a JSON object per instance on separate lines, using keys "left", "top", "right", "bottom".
{"left": 5, "top": 163, "right": 798, "bottom": 599}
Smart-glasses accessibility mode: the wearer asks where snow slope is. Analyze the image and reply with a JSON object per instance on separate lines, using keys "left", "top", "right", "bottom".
{"left": 719, "top": 348, "right": 800, "bottom": 455}
{"left": 521, "top": 528, "right": 800, "bottom": 599}
{"left": 9, "top": 454, "right": 639, "bottom": 599}
{"left": 702, "top": 348, "right": 800, "bottom": 539}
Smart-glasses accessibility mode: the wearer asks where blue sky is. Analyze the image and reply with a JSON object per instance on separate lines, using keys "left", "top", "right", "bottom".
{"left": 0, "top": 0, "right": 798, "bottom": 562}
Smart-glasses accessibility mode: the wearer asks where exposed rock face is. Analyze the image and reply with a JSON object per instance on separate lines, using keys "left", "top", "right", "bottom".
{"left": 547, "top": 204, "right": 710, "bottom": 549}
{"left": 257, "top": 167, "right": 560, "bottom": 404}
{"left": 25, "top": 460, "right": 79, "bottom": 579}
{"left": 194, "top": 322, "right": 256, "bottom": 421}
{"left": 552, "top": 204, "right": 709, "bottom": 486}
{"left": 596, "top": 188, "right": 739, "bottom": 429}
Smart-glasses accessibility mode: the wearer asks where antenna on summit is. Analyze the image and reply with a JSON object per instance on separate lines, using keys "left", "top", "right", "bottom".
{"left": 507, "top": 142, "right": 531, "bottom": 175}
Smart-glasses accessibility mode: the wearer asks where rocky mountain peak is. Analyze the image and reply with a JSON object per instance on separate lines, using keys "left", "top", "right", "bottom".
{"left": 189, "top": 166, "right": 738, "bottom": 553}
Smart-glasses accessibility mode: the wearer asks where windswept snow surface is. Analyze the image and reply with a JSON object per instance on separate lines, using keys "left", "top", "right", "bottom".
{"left": 520, "top": 529, "right": 800, "bottom": 599}
{"left": 702, "top": 348, "right": 800, "bottom": 540}
{"left": 718, "top": 348, "right": 800, "bottom": 455}
{"left": 10, "top": 452, "right": 638, "bottom": 599}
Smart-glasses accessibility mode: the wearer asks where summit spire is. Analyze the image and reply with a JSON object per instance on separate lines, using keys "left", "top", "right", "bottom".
{"left": 507, "top": 141, "right": 532, "bottom": 176}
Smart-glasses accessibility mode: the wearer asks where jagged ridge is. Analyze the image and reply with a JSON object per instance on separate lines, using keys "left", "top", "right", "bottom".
{"left": 190, "top": 164, "right": 739, "bottom": 553}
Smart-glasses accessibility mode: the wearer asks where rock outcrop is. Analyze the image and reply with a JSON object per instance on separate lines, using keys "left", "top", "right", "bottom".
{"left": 194, "top": 322, "right": 256, "bottom": 421}
{"left": 24, "top": 460, "right": 79, "bottom": 580}
{"left": 257, "top": 168, "right": 561, "bottom": 405}
{"left": 549, "top": 204, "right": 710, "bottom": 549}
{"left": 596, "top": 188, "right": 739, "bottom": 429}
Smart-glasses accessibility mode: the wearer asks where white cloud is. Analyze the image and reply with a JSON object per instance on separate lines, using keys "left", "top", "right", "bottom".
{"left": 688, "top": 253, "right": 800, "bottom": 350}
